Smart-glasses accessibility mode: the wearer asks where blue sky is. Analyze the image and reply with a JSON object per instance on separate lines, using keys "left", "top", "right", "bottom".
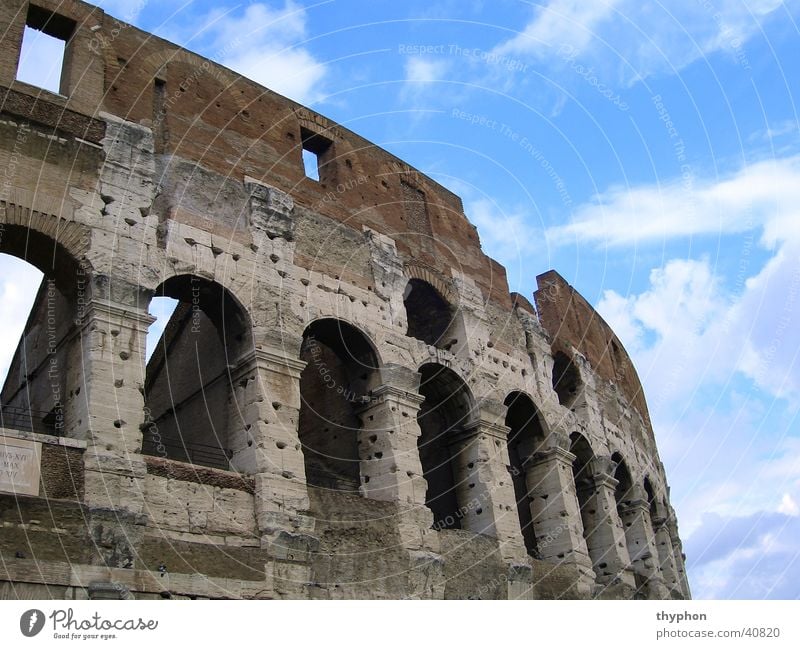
{"left": 5, "top": 0, "right": 800, "bottom": 598}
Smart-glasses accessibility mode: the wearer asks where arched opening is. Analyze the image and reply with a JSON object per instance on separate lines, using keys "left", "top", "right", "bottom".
{"left": 504, "top": 391, "right": 546, "bottom": 557}
{"left": 142, "top": 275, "right": 250, "bottom": 471}
{"left": 0, "top": 226, "right": 82, "bottom": 438}
{"left": 612, "top": 452, "right": 633, "bottom": 510}
{"left": 552, "top": 351, "right": 581, "bottom": 408}
{"left": 644, "top": 477, "right": 657, "bottom": 522}
{"left": 298, "top": 318, "right": 380, "bottom": 492}
{"left": 403, "top": 279, "right": 456, "bottom": 349}
{"left": 416, "top": 363, "right": 475, "bottom": 529}
{"left": 570, "top": 432, "right": 602, "bottom": 575}
{"left": 613, "top": 453, "right": 642, "bottom": 584}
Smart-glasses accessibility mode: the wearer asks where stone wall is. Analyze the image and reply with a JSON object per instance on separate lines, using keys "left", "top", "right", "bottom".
{"left": 0, "top": 0, "right": 689, "bottom": 600}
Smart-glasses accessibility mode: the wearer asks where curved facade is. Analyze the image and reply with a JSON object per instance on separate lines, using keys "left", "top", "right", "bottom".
{"left": 0, "top": 0, "right": 688, "bottom": 599}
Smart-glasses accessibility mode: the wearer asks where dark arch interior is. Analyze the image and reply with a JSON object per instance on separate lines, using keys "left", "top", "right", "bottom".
{"left": 570, "top": 432, "right": 596, "bottom": 548}
{"left": 403, "top": 279, "right": 454, "bottom": 348}
{"left": 612, "top": 452, "right": 633, "bottom": 505}
{"left": 644, "top": 477, "right": 658, "bottom": 520}
{"left": 142, "top": 276, "right": 250, "bottom": 470}
{"left": 553, "top": 351, "right": 581, "bottom": 408}
{"left": 504, "top": 391, "right": 546, "bottom": 557}
{"left": 298, "top": 318, "right": 380, "bottom": 492}
{"left": 417, "top": 363, "right": 474, "bottom": 529}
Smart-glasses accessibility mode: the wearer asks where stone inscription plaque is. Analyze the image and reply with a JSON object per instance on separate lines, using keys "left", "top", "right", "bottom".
{"left": 0, "top": 436, "right": 41, "bottom": 496}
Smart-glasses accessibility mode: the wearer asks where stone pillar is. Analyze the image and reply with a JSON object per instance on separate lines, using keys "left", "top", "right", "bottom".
{"left": 618, "top": 486, "right": 669, "bottom": 599}
{"left": 230, "top": 348, "right": 311, "bottom": 530}
{"left": 227, "top": 347, "right": 317, "bottom": 597}
{"left": 355, "top": 365, "right": 436, "bottom": 550}
{"left": 70, "top": 293, "right": 154, "bottom": 515}
{"left": 525, "top": 444, "right": 596, "bottom": 594}
{"left": 669, "top": 517, "right": 692, "bottom": 599}
{"left": 653, "top": 515, "right": 680, "bottom": 596}
{"left": 578, "top": 460, "right": 636, "bottom": 589}
{"left": 448, "top": 415, "right": 527, "bottom": 562}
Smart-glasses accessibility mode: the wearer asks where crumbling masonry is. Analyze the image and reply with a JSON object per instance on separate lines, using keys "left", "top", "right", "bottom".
{"left": 0, "top": 0, "right": 689, "bottom": 599}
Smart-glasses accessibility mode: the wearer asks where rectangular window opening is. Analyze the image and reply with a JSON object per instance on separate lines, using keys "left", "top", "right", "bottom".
{"left": 15, "top": 6, "right": 76, "bottom": 95}
{"left": 301, "top": 127, "right": 333, "bottom": 182}
{"left": 302, "top": 148, "right": 320, "bottom": 181}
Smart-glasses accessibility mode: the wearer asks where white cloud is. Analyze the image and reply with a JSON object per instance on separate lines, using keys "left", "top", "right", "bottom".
{"left": 778, "top": 493, "right": 799, "bottom": 516}
{"left": 466, "top": 198, "right": 543, "bottom": 263}
{"left": 162, "top": 2, "right": 327, "bottom": 105}
{"left": 400, "top": 58, "right": 452, "bottom": 106}
{"left": 493, "top": 0, "right": 623, "bottom": 59}
{"left": 598, "top": 257, "right": 736, "bottom": 411}
{"left": 547, "top": 156, "right": 800, "bottom": 247}
{"left": 493, "top": 0, "right": 789, "bottom": 83}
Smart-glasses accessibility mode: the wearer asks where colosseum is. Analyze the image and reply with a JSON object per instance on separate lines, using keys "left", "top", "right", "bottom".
{"left": 0, "top": 0, "right": 689, "bottom": 600}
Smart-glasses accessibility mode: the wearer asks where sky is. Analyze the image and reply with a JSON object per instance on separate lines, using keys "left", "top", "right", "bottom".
{"left": 4, "top": 0, "right": 800, "bottom": 599}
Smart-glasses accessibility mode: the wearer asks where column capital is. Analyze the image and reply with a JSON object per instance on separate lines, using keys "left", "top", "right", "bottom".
{"left": 234, "top": 347, "right": 307, "bottom": 379}
{"left": 528, "top": 445, "right": 577, "bottom": 468}
{"left": 77, "top": 298, "right": 156, "bottom": 329}
{"left": 364, "top": 384, "right": 426, "bottom": 408}
{"left": 590, "top": 471, "right": 619, "bottom": 491}
{"left": 618, "top": 498, "right": 651, "bottom": 515}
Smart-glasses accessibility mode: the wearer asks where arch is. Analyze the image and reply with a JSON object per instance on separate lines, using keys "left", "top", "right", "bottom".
{"left": 142, "top": 275, "right": 252, "bottom": 470}
{"left": 612, "top": 452, "right": 633, "bottom": 505}
{"left": 569, "top": 432, "right": 595, "bottom": 487}
{"left": 0, "top": 224, "right": 84, "bottom": 439}
{"left": 552, "top": 351, "right": 582, "bottom": 408}
{"left": 298, "top": 317, "right": 381, "bottom": 492}
{"left": 416, "top": 362, "right": 476, "bottom": 529}
{"left": 503, "top": 391, "right": 547, "bottom": 557}
{"left": 0, "top": 221, "right": 85, "bottom": 298}
{"left": 403, "top": 279, "right": 457, "bottom": 349}
{"left": 404, "top": 263, "right": 457, "bottom": 305}
{"left": 569, "top": 432, "right": 605, "bottom": 577}
{"left": 643, "top": 476, "right": 658, "bottom": 520}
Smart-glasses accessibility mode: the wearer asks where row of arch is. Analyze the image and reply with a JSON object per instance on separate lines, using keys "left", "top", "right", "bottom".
{"left": 0, "top": 225, "right": 682, "bottom": 594}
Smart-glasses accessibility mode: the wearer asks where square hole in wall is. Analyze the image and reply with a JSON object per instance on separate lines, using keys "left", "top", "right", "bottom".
{"left": 302, "top": 148, "right": 320, "bottom": 181}
{"left": 15, "top": 6, "right": 76, "bottom": 95}
{"left": 301, "top": 127, "right": 333, "bottom": 182}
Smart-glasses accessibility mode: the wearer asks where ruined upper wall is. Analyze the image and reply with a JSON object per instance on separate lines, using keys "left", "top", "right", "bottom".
{"left": 0, "top": 0, "right": 512, "bottom": 308}
{"left": 534, "top": 270, "right": 652, "bottom": 427}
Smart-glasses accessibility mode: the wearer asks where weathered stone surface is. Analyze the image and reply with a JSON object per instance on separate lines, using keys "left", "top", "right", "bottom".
{"left": 0, "top": 0, "right": 686, "bottom": 600}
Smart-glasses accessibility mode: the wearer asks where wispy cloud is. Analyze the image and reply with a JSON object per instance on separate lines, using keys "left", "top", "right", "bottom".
{"left": 547, "top": 156, "right": 800, "bottom": 247}
{"left": 492, "top": 0, "right": 789, "bottom": 84}
{"left": 159, "top": 2, "right": 327, "bottom": 105}
{"left": 686, "top": 509, "right": 800, "bottom": 598}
